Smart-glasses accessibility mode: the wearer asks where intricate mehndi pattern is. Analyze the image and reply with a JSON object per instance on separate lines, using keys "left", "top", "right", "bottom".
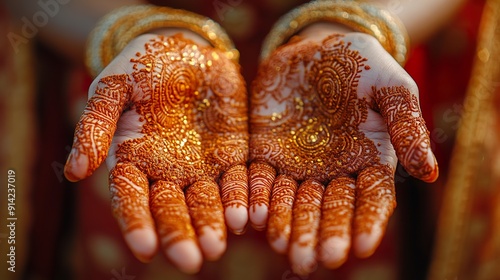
{"left": 117, "top": 35, "right": 248, "bottom": 186}
{"left": 373, "top": 86, "right": 437, "bottom": 182}
{"left": 66, "top": 74, "right": 131, "bottom": 180}
{"left": 249, "top": 34, "right": 433, "bottom": 272}
{"left": 69, "top": 35, "right": 248, "bottom": 256}
{"left": 250, "top": 35, "right": 378, "bottom": 183}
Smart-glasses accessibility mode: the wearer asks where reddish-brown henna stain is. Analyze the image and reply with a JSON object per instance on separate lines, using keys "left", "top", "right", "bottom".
{"left": 150, "top": 180, "right": 196, "bottom": 247}
{"left": 319, "top": 177, "right": 356, "bottom": 241}
{"left": 219, "top": 164, "right": 248, "bottom": 209}
{"left": 68, "top": 74, "right": 131, "bottom": 179}
{"left": 250, "top": 35, "right": 405, "bottom": 261}
{"left": 267, "top": 175, "right": 298, "bottom": 246}
{"left": 73, "top": 35, "right": 248, "bottom": 245}
{"left": 250, "top": 35, "right": 377, "bottom": 183}
{"left": 373, "top": 86, "right": 437, "bottom": 181}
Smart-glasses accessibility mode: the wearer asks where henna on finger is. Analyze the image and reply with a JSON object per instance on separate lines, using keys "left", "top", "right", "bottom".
{"left": 267, "top": 174, "right": 298, "bottom": 253}
{"left": 319, "top": 177, "right": 356, "bottom": 269}
{"left": 372, "top": 86, "right": 438, "bottom": 182}
{"left": 289, "top": 180, "right": 324, "bottom": 276}
{"left": 353, "top": 164, "right": 396, "bottom": 258}
{"left": 149, "top": 180, "right": 202, "bottom": 273}
{"left": 185, "top": 180, "right": 227, "bottom": 261}
{"left": 109, "top": 162, "right": 157, "bottom": 262}
{"left": 248, "top": 161, "right": 276, "bottom": 230}
{"left": 65, "top": 74, "right": 131, "bottom": 181}
{"left": 219, "top": 164, "right": 249, "bottom": 234}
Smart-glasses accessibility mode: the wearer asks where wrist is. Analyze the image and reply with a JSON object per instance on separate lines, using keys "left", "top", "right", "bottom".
{"left": 148, "top": 28, "right": 211, "bottom": 47}
{"left": 297, "top": 22, "right": 354, "bottom": 39}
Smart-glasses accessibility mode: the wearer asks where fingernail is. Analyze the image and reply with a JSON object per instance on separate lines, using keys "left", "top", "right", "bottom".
{"left": 198, "top": 226, "right": 226, "bottom": 261}
{"left": 249, "top": 205, "right": 268, "bottom": 231}
{"left": 124, "top": 228, "right": 158, "bottom": 263}
{"left": 165, "top": 240, "right": 202, "bottom": 274}
{"left": 354, "top": 227, "right": 383, "bottom": 258}
{"left": 225, "top": 206, "right": 248, "bottom": 235}
{"left": 319, "top": 236, "right": 350, "bottom": 269}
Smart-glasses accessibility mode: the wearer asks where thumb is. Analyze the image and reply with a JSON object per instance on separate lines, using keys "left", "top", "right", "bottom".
{"left": 64, "top": 74, "right": 132, "bottom": 182}
{"left": 372, "top": 85, "right": 438, "bottom": 182}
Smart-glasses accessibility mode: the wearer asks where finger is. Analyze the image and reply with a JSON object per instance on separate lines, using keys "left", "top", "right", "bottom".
{"left": 289, "top": 180, "right": 324, "bottom": 276}
{"left": 373, "top": 85, "right": 438, "bottom": 182}
{"left": 65, "top": 74, "right": 131, "bottom": 182}
{"left": 150, "top": 181, "right": 202, "bottom": 274}
{"left": 319, "top": 177, "right": 356, "bottom": 269}
{"left": 109, "top": 162, "right": 157, "bottom": 263}
{"left": 186, "top": 179, "right": 226, "bottom": 261}
{"left": 248, "top": 161, "right": 276, "bottom": 230}
{"left": 219, "top": 164, "right": 249, "bottom": 235}
{"left": 267, "top": 175, "right": 298, "bottom": 254}
{"left": 353, "top": 164, "right": 396, "bottom": 258}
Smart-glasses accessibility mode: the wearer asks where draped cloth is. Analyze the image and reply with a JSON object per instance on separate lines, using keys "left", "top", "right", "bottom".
{"left": 429, "top": 0, "right": 500, "bottom": 278}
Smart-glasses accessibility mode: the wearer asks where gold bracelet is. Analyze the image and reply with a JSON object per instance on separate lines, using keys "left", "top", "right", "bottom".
{"left": 260, "top": 0, "right": 409, "bottom": 66}
{"left": 86, "top": 5, "right": 239, "bottom": 77}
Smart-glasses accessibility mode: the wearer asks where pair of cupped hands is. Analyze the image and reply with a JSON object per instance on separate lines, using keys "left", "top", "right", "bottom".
{"left": 64, "top": 26, "right": 438, "bottom": 275}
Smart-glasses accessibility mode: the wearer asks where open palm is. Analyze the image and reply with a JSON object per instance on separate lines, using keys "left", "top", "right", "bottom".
{"left": 64, "top": 34, "right": 249, "bottom": 273}
{"left": 248, "top": 33, "right": 438, "bottom": 274}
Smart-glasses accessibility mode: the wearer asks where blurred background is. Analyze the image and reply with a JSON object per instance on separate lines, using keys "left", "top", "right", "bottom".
{"left": 1, "top": 0, "right": 499, "bottom": 279}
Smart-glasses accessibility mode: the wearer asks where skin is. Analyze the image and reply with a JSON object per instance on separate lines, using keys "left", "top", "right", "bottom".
{"left": 248, "top": 32, "right": 438, "bottom": 275}
{"left": 1, "top": 0, "right": 462, "bottom": 274}
{"left": 65, "top": 33, "right": 249, "bottom": 273}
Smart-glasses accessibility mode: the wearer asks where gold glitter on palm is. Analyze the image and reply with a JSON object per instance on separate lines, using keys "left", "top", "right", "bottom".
{"left": 65, "top": 34, "right": 249, "bottom": 273}
{"left": 248, "top": 34, "right": 438, "bottom": 275}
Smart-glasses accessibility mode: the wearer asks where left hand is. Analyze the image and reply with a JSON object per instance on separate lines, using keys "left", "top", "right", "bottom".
{"left": 248, "top": 32, "right": 438, "bottom": 275}
{"left": 64, "top": 33, "right": 249, "bottom": 273}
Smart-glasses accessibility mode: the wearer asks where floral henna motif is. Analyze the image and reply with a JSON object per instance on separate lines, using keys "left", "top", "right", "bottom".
{"left": 249, "top": 34, "right": 433, "bottom": 271}
{"left": 250, "top": 35, "right": 378, "bottom": 183}
{"left": 66, "top": 75, "right": 131, "bottom": 181}
{"left": 67, "top": 34, "right": 249, "bottom": 264}
{"left": 109, "top": 35, "right": 247, "bottom": 251}
{"left": 373, "top": 86, "right": 438, "bottom": 182}
{"left": 116, "top": 35, "right": 248, "bottom": 187}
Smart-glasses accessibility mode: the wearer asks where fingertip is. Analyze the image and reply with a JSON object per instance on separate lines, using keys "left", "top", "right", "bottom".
{"left": 289, "top": 242, "right": 317, "bottom": 276}
{"left": 421, "top": 154, "right": 439, "bottom": 183}
{"left": 124, "top": 228, "right": 158, "bottom": 263}
{"left": 269, "top": 235, "right": 289, "bottom": 254}
{"left": 64, "top": 152, "right": 88, "bottom": 182}
{"left": 319, "top": 237, "right": 350, "bottom": 269}
{"left": 249, "top": 205, "right": 268, "bottom": 231}
{"left": 225, "top": 206, "right": 248, "bottom": 235}
{"left": 353, "top": 227, "right": 383, "bottom": 259}
{"left": 165, "top": 240, "right": 203, "bottom": 274}
{"left": 198, "top": 226, "right": 226, "bottom": 261}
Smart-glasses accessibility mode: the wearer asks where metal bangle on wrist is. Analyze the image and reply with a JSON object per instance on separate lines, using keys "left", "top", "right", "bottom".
{"left": 85, "top": 4, "right": 239, "bottom": 77}
{"left": 260, "top": 0, "right": 409, "bottom": 66}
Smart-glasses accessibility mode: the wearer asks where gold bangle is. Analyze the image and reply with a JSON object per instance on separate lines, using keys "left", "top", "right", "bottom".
{"left": 86, "top": 5, "right": 239, "bottom": 77}
{"left": 260, "top": 0, "right": 409, "bottom": 66}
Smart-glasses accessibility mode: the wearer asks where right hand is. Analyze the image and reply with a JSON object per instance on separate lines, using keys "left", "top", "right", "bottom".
{"left": 248, "top": 32, "right": 438, "bottom": 275}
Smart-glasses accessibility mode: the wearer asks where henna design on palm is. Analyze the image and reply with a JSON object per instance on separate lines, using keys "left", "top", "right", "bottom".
{"left": 248, "top": 33, "right": 438, "bottom": 275}
{"left": 65, "top": 34, "right": 248, "bottom": 273}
